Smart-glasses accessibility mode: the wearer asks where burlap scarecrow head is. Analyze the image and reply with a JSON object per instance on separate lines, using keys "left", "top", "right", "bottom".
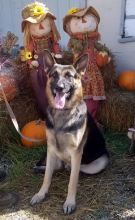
{"left": 21, "top": 1, "right": 61, "bottom": 49}
{"left": 63, "top": 6, "right": 100, "bottom": 35}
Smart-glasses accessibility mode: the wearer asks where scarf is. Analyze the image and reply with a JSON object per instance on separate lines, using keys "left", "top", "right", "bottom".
{"left": 31, "top": 32, "right": 53, "bottom": 54}
{"left": 68, "top": 31, "right": 100, "bottom": 54}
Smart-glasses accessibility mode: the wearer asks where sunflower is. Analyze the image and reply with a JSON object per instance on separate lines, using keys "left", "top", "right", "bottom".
{"left": 25, "top": 51, "right": 32, "bottom": 60}
{"left": 67, "top": 7, "right": 79, "bottom": 15}
{"left": 30, "top": 3, "right": 49, "bottom": 16}
{"left": 20, "top": 50, "right": 32, "bottom": 61}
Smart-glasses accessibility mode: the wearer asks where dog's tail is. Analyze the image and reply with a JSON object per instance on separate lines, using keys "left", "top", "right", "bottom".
{"left": 80, "top": 154, "right": 109, "bottom": 174}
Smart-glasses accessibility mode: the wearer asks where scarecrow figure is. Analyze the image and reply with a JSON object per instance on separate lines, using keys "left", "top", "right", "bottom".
{"left": 21, "top": 1, "right": 62, "bottom": 118}
{"left": 63, "top": 7, "right": 106, "bottom": 121}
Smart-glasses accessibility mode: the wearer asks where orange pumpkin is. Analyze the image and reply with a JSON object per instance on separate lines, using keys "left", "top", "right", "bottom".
{"left": 0, "top": 75, "right": 17, "bottom": 102}
{"left": 118, "top": 71, "right": 135, "bottom": 91}
{"left": 96, "top": 51, "right": 111, "bottom": 67}
{"left": 21, "top": 120, "right": 46, "bottom": 148}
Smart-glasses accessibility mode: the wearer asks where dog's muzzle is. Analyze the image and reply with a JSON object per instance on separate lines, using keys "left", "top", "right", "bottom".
{"left": 52, "top": 79, "right": 73, "bottom": 109}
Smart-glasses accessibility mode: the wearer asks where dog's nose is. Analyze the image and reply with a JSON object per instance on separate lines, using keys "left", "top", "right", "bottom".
{"left": 56, "top": 83, "right": 64, "bottom": 92}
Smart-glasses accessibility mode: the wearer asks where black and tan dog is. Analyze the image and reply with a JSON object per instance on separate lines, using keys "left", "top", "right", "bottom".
{"left": 30, "top": 50, "right": 109, "bottom": 214}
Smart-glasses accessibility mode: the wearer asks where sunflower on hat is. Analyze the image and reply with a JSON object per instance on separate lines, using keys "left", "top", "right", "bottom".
{"left": 67, "top": 8, "right": 79, "bottom": 15}
{"left": 63, "top": 6, "right": 100, "bottom": 34}
{"left": 30, "top": 2, "right": 49, "bottom": 17}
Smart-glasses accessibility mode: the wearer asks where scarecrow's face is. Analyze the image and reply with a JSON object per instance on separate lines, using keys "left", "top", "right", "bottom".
{"left": 69, "top": 14, "right": 97, "bottom": 33}
{"left": 29, "top": 17, "right": 51, "bottom": 37}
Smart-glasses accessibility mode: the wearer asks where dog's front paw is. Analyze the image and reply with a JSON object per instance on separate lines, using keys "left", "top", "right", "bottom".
{"left": 30, "top": 192, "right": 46, "bottom": 205}
{"left": 63, "top": 201, "right": 76, "bottom": 214}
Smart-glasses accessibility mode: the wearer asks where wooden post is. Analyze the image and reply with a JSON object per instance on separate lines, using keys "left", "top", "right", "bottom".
{"left": 129, "top": 119, "right": 135, "bottom": 155}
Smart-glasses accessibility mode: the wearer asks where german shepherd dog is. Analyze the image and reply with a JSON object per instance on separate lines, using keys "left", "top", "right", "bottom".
{"left": 30, "top": 50, "right": 109, "bottom": 214}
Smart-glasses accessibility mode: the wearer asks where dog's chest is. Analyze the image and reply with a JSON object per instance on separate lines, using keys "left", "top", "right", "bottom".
{"left": 48, "top": 128, "right": 88, "bottom": 163}
{"left": 53, "top": 110, "right": 75, "bottom": 131}
{"left": 46, "top": 105, "right": 87, "bottom": 162}
{"left": 47, "top": 129, "right": 77, "bottom": 162}
{"left": 47, "top": 106, "right": 85, "bottom": 132}
{"left": 52, "top": 110, "right": 78, "bottom": 151}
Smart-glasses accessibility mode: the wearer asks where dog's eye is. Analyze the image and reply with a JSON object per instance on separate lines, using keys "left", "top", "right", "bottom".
{"left": 65, "top": 72, "right": 74, "bottom": 79}
{"left": 51, "top": 71, "right": 59, "bottom": 79}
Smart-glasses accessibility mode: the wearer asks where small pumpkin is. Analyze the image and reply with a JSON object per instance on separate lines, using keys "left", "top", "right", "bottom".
{"left": 118, "top": 70, "right": 135, "bottom": 91}
{"left": 21, "top": 120, "right": 46, "bottom": 148}
{"left": 96, "top": 51, "right": 111, "bottom": 67}
{"left": 0, "top": 75, "right": 17, "bottom": 102}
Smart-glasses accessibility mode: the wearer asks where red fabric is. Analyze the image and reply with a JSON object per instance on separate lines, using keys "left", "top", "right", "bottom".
{"left": 85, "top": 99, "right": 99, "bottom": 120}
{"left": 52, "top": 40, "right": 61, "bottom": 54}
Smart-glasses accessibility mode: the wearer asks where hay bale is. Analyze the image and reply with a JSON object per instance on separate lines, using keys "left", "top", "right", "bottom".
{"left": 0, "top": 93, "right": 40, "bottom": 132}
{"left": 95, "top": 43, "right": 135, "bottom": 132}
{"left": 100, "top": 61, "right": 117, "bottom": 91}
{"left": 98, "top": 89, "right": 135, "bottom": 132}
{"left": 0, "top": 58, "right": 40, "bottom": 130}
{"left": 10, "top": 94, "right": 40, "bottom": 127}
{"left": 0, "top": 103, "right": 8, "bottom": 136}
{"left": 10, "top": 59, "right": 31, "bottom": 93}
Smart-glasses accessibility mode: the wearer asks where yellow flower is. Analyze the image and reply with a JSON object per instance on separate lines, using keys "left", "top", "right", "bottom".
{"left": 20, "top": 50, "right": 32, "bottom": 61}
{"left": 30, "top": 3, "right": 49, "bottom": 16}
{"left": 67, "top": 7, "right": 78, "bottom": 15}
{"left": 25, "top": 51, "right": 32, "bottom": 60}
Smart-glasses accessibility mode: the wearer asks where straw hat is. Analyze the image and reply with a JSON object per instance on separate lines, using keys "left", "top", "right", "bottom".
{"left": 63, "top": 6, "right": 100, "bottom": 33}
{"left": 21, "top": 2, "right": 56, "bottom": 32}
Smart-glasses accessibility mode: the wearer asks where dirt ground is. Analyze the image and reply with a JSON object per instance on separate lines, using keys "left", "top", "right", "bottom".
{"left": 1, "top": 152, "right": 135, "bottom": 220}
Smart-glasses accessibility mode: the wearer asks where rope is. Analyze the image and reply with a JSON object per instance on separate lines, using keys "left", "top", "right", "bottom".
{"left": 0, "top": 82, "right": 44, "bottom": 143}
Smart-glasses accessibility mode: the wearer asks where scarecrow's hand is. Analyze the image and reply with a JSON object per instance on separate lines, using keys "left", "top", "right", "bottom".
{"left": 30, "top": 60, "right": 39, "bottom": 68}
{"left": 54, "top": 54, "right": 62, "bottom": 59}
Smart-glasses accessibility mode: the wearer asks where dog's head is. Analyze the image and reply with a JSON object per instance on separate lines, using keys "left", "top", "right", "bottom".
{"left": 43, "top": 50, "right": 88, "bottom": 109}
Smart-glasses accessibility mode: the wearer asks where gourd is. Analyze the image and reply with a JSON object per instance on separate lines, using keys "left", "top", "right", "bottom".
{"left": 96, "top": 51, "right": 111, "bottom": 67}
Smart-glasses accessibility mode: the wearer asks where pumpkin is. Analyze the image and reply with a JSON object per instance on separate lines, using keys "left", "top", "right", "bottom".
{"left": 21, "top": 120, "right": 46, "bottom": 148}
{"left": 96, "top": 51, "right": 111, "bottom": 67}
{"left": 0, "top": 75, "right": 17, "bottom": 102}
{"left": 118, "top": 71, "right": 135, "bottom": 91}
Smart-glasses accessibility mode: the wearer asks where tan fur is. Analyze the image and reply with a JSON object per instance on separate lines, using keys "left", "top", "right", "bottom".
{"left": 31, "top": 53, "right": 89, "bottom": 214}
{"left": 30, "top": 118, "right": 87, "bottom": 212}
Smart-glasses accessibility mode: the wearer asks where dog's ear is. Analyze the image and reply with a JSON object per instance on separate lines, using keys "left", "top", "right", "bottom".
{"left": 74, "top": 54, "right": 89, "bottom": 75}
{"left": 43, "top": 50, "right": 56, "bottom": 74}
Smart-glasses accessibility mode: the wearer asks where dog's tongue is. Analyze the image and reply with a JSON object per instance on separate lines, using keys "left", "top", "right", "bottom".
{"left": 55, "top": 93, "right": 66, "bottom": 109}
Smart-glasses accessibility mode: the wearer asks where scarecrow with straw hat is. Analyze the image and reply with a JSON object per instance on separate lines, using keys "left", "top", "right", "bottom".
{"left": 21, "top": 1, "right": 62, "bottom": 118}
{"left": 63, "top": 6, "right": 106, "bottom": 122}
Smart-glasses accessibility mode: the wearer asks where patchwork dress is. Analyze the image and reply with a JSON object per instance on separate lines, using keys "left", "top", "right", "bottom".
{"left": 68, "top": 31, "right": 106, "bottom": 119}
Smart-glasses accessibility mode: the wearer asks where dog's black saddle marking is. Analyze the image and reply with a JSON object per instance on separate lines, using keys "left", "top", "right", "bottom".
{"left": 81, "top": 112, "right": 109, "bottom": 164}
